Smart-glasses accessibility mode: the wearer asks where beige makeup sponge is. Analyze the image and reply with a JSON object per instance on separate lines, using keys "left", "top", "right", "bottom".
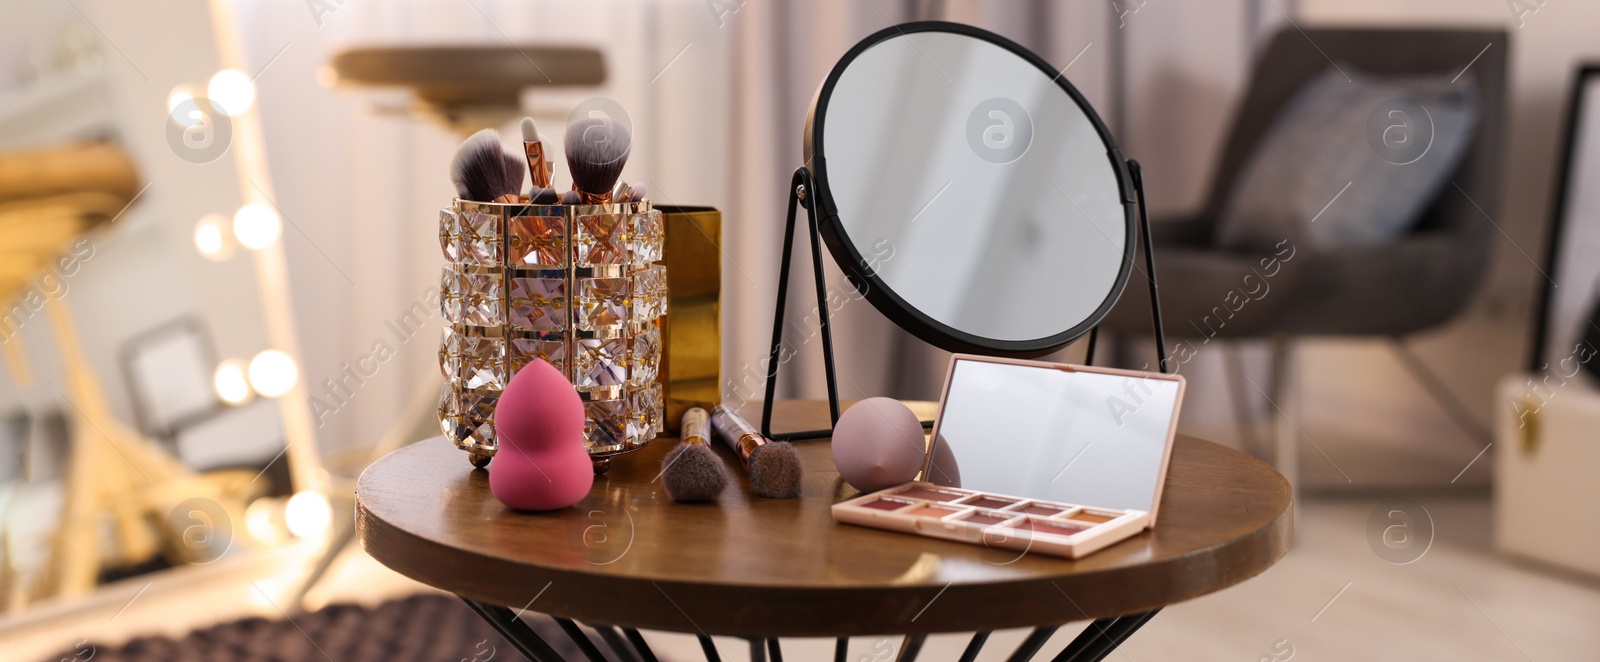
{"left": 831, "top": 397, "right": 926, "bottom": 493}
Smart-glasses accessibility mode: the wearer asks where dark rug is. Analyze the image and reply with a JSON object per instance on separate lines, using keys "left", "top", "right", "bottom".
{"left": 43, "top": 594, "right": 594, "bottom": 662}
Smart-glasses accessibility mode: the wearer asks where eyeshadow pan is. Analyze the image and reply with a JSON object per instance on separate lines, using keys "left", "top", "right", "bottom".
{"left": 1019, "top": 503, "right": 1068, "bottom": 516}
{"left": 1029, "top": 520, "right": 1088, "bottom": 537}
{"left": 958, "top": 510, "right": 1016, "bottom": 526}
{"left": 964, "top": 496, "right": 1018, "bottom": 509}
{"left": 896, "top": 487, "right": 966, "bottom": 502}
{"left": 1069, "top": 511, "right": 1118, "bottom": 524}
{"left": 907, "top": 504, "right": 962, "bottom": 518}
{"left": 861, "top": 498, "right": 914, "bottom": 511}
{"left": 1012, "top": 517, "right": 1088, "bottom": 537}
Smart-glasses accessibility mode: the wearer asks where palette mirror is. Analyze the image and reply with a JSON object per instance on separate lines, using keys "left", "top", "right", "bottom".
{"left": 830, "top": 355, "right": 1185, "bottom": 558}
{"left": 925, "top": 357, "right": 1183, "bottom": 517}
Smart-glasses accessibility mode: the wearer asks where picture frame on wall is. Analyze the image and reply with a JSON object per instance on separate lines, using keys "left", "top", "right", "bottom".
{"left": 1533, "top": 64, "right": 1600, "bottom": 378}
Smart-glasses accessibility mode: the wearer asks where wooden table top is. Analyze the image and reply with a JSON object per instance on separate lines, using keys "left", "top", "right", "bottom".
{"left": 356, "top": 400, "right": 1291, "bottom": 637}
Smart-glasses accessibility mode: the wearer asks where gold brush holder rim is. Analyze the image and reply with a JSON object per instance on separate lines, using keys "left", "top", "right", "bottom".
{"left": 454, "top": 198, "right": 654, "bottom": 216}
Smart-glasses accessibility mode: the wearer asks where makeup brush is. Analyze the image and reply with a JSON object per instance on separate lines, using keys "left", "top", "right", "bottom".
{"left": 559, "top": 190, "right": 582, "bottom": 205}
{"left": 520, "top": 117, "right": 553, "bottom": 189}
{"left": 628, "top": 183, "right": 647, "bottom": 203}
{"left": 502, "top": 149, "right": 526, "bottom": 197}
{"left": 450, "top": 129, "right": 521, "bottom": 203}
{"left": 711, "top": 405, "right": 803, "bottom": 499}
{"left": 565, "top": 115, "right": 631, "bottom": 204}
{"left": 527, "top": 186, "right": 559, "bottom": 204}
{"left": 660, "top": 407, "right": 728, "bottom": 503}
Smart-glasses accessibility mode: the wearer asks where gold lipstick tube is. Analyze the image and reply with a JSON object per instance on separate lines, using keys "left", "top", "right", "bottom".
{"left": 710, "top": 405, "right": 764, "bottom": 465}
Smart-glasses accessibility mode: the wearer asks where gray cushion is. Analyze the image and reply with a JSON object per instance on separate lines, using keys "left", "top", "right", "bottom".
{"left": 1214, "top": 66, "right": 1478, "bottom": 250}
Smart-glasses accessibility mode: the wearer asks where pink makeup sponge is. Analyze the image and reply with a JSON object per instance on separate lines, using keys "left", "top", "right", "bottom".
{"left": 489, "top": 358, "right": 594, "bottom": 511}
{"left": 925, "top": 433, "right": 962, "bottom": 489}
{"left": 831, "top": 397, "right": 927, "bottom": 493}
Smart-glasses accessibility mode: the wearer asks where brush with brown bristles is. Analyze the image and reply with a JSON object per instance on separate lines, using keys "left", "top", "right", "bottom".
{"left": 711, "top": 405, "right": 802, "bottom": 498}
{"left": 660, "top": 407, "right": 728, "bottom": 503}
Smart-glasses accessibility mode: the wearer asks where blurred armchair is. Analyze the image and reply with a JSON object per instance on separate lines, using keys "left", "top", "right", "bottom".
{"left": 1101, "top": 27, "right": 1508, "bottom": 486}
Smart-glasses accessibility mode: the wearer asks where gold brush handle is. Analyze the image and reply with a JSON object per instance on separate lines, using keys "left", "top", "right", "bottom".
{"left": 681, "top": 407, "right": 710, "bottom": 445}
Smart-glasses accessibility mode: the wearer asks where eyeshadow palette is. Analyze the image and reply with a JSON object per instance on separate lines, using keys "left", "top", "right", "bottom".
{"left": 830, "top": 355, "right": 1185, "bottom": 560}
{"left": 833, "top": 482, "right": 1149, "bottom": 559}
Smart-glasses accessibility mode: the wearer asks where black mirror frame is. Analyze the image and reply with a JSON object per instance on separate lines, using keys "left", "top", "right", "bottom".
{"left": 805, "top": 20, "right": 1138, "bottom": 357}
{"left": 762, "top": 22, "right": 1167, "bottom": 441}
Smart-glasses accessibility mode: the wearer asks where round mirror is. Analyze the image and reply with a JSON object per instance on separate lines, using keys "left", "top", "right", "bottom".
{"left": 807, "top": 22, "right": 1134, "bottom": 356}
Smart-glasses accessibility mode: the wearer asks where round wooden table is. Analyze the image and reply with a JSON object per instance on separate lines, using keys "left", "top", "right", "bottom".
{"left": 357, "top": 401, "right": 1291, "bottom": 662}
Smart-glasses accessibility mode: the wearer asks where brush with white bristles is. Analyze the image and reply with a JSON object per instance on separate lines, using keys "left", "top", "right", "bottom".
{"left": 565, "top": 115, "right": 631, "bottom": 204}
{"left": 450, "top": 128, "right": 524, "bottom": 203}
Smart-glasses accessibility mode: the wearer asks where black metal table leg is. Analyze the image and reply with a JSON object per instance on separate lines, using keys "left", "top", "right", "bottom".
{"left": 590, "top": 624, "right": 638, "bottom": 662}
{"left": 958, "top": 631, "right": 991, "bottom": 662}
{"left": 464, "top": 598, "right": 1154, "bottom": 662}
{"left": 552, "top": 617, "right": 607, "bottom": 662}
{"left": 1052, "top": 609, "right": 1160, "bottom": 662}
{"left": 1007, "top": 626, "right": 1060, "bottom": 662}
{"left": 698, "top": 634, "right": 723, "bottom": 661}
{"left": 459, "top": 597, "right": 566, "bottom": 662}
{"left": 895, "top": 634, "right": 927, "bottom": 661}
{"left": 622, "top": 627, "right": 659, "bottom": 662}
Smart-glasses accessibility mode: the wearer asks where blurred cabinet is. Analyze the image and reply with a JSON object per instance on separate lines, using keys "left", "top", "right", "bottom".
{"left": 1494, "top": 373, "right": 1600, "bottom": 578}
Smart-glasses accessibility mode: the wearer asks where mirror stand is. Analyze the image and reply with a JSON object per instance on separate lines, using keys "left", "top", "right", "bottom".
{"left": 1131, "top": 160, "right": 1171, "bottom": 375}
{"left": 760, "top": 167, "right": 841, "bottom": 441}
{"left": 759, "top": 160, "right": 1171, "bottom": 441}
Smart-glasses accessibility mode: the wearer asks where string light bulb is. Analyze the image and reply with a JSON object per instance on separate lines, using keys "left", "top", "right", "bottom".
{"left": 207, "top": 69, "right": 256, "bottom": 116}
{"left": 233, "top": 202, "right": 281, "bottom": 250}
{"left": 167, "top": 85, "right": 198, "bottom": 125}
{"left": 284, "top": 491, "right": 331, "bottom": 539}
{"left": 213, "top": 359, "right": 251, "bottom": 404}
{"left": 247, "top": 349, "right": 298, "bottom": 398}
{"left": 194, "top": 213, "right": 236, "bottom": 261}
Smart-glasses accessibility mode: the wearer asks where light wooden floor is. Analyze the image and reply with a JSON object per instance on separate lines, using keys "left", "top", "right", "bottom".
{"left": 3, "top": 495, "right": 1598, "bottom": 662}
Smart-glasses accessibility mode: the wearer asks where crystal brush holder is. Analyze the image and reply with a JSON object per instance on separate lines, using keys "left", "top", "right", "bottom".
{"left": 437, "top": 198, "right": 666, "bottom": 469}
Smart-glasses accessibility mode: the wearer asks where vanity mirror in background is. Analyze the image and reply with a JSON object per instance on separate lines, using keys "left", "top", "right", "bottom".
{"left": 762, "top": 22, "right": 1168, "bottom": 440}
{"left": 0, "top": 0, "right": 324, "bottom": 613}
